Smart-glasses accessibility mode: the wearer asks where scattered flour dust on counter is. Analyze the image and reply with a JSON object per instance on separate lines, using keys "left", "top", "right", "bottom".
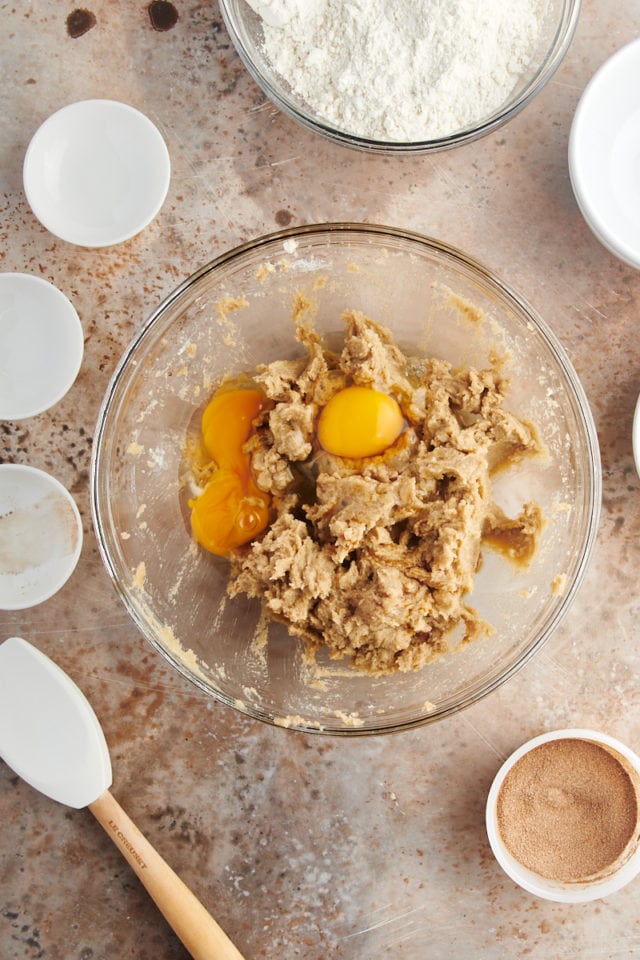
{"left": 256, "top": 0, "right": 549, "bottom": 140}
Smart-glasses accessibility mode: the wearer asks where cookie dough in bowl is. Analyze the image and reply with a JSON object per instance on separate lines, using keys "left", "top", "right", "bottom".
{"left": 190, "top": 309, "right": 545, "bottom": 677}
{"left": 91, "top": 224, "right": 601, "bottom": 735}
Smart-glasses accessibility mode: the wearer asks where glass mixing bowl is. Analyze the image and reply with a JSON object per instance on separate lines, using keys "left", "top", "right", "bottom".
{"left": 91, "top": 224, "right": 600, "bottom": 735}
{"left": 218, "top": 0, "right": 582, "bottom": 154}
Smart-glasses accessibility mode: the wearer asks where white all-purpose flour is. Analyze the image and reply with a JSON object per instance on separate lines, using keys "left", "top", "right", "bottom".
{"left": 250, "top": 0, "right": 548, "bottom": 141}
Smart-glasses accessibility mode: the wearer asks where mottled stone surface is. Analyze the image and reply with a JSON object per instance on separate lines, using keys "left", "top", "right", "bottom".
{"left": 2, "top": 1, "right": 640, "bottom": 958}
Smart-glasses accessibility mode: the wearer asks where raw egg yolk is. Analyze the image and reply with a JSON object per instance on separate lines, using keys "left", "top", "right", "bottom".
{"left": 190, "top": 388, "right": 271, "bottom": 556}
{"left": 317, "top": 385, "right": 404, "bottom": 458}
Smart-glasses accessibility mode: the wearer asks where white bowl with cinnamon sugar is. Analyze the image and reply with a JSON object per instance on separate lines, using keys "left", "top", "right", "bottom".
{"left": 486, "top": 729, "right": 640, "bottom": 902}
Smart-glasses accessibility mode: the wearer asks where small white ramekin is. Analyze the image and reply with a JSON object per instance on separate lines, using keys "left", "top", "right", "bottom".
{"left": 632, "top": 394, "right": 640, "bottom": 480}
{"left": 23, "top": 99, "right": 171, "bottom": 248}
{"left": 0, "top": 464, "right": 83, "bottom": 610}
{"left": 486, "top": 728, "right": 640, "bottom": 902}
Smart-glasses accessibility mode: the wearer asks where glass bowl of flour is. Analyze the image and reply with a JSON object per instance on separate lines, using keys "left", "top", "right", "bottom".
{"left": 219, "top": 0, "right": 581, "bottom": 153}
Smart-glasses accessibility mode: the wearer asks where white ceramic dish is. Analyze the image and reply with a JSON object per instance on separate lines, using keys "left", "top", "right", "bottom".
{"left": 23, "top": 99, "right": 171, "bottom": 248}
{"left": 0, "top": 464, "right": 83, "bottom": 610}
{"left": 633, "top": 393, "right": 640, "bottom": 479}
{"left": 569, "top": 38, "right": 640, "bottom": 269}
{"left": 486, "top": 728, "right": 640, "bottom": 902}
{"left": 0, "top": 273, "right": 84, "bottom": 420}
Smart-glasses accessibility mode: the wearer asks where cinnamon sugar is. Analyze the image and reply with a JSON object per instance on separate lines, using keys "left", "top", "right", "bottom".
{"left": 496, "top": 738, "right": 640, "bottom": 882}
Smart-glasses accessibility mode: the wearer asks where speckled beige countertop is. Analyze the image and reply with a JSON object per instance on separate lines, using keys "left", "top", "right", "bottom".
{"left": 2, "top": 2, "right": 640, "bottom": 958}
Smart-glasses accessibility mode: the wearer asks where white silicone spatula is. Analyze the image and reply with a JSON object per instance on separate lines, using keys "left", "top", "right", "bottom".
{"left": 0, "top": 636, "right": 245, "bottom": 960}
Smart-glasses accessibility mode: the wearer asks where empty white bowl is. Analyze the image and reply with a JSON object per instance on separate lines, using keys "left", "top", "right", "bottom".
{"left": 23, "top": 99, "right": 171, "bottom": 248}
{"left": 633, "top": 393, "right": 640, "bottom": 479}
{"left": 569, "top": 38, "right": 640, "bottom": 269}
{"left": 486, "top": 729, "right": 640, "bottom": 902}
{"left": 0, "top": 464, "right": 83, "bottom": 610}
{"left": 0, "top": 273, "right": 84, "bottom": 420}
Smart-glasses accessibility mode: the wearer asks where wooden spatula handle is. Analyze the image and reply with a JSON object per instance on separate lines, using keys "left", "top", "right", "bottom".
{"left": 89, "top": 790, "right": 246, "bottom": 960}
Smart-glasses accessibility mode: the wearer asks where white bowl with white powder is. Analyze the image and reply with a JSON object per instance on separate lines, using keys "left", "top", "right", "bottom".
{"left": 220, "top": 0, "right": 581, "bottom": 152}
{"left": 0, "top": 465, "right": 83, "bottom": 610}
